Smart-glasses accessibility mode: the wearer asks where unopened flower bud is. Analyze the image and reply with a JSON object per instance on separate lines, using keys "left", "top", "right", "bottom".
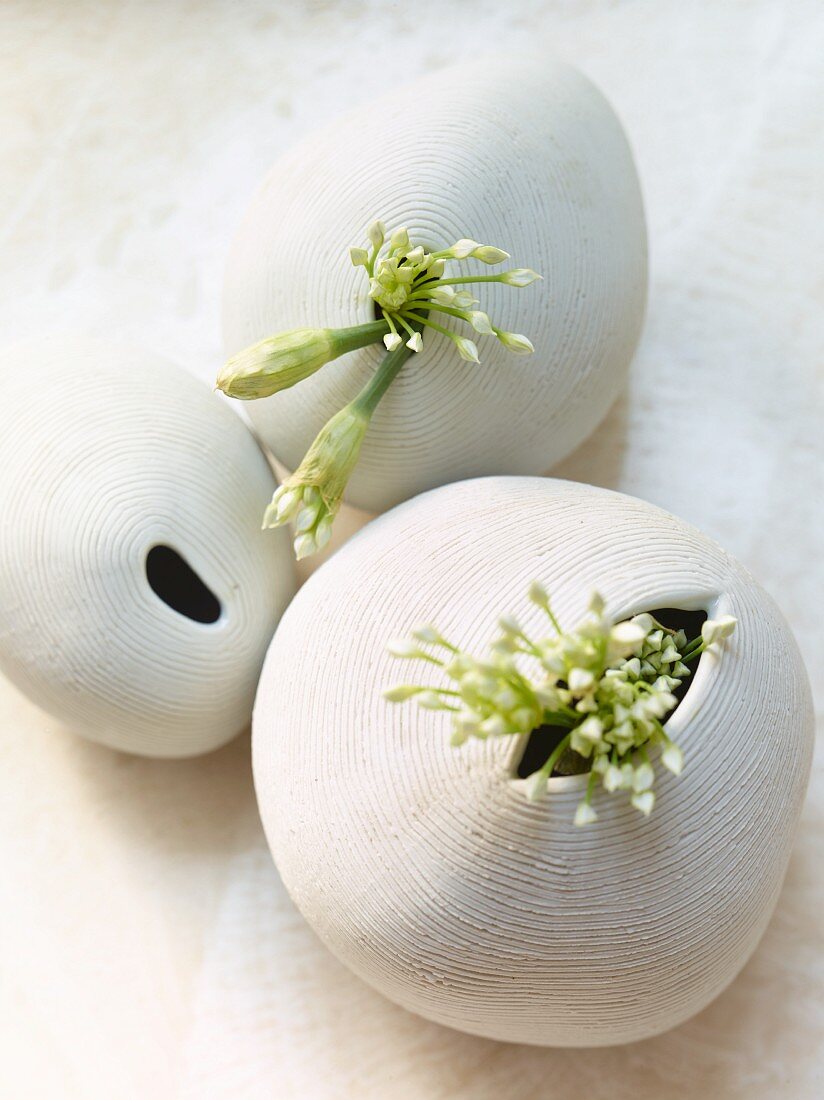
{"left": 218, "top": 329, "right": 335, "bottom": 399}
{"left": 418, "top": 690, "right": 445, "bottom": 710}
{"left": 471, "top": 245, "right": 509, "bottom": 264}
{"left": 661, "top": 743, "right": 683, "bottom": 775}
{"left": 468, "top": 311, "right": 494, "bottom": 335}
{"left": 500, "top": 268, "right": 542, "bottom": 287}
{"left": 568, "top": 667, "right": 595, "bottom": 692}
{"left": 526, "top": 770, "right": 549, "bottom": 802}
{"left": 529, "top": 581, "right": 550, "bottom": 608}
{"left": 383, "top": 685, "right": 422, "bottom": 702}
{"left": 455, "top": 337, "right": 480, "bottom": 363}
{"left": 452, "top": 291, "right": 479, "bottom": 309}
{"left": 293, "top": 532, "right": 317, "bottom": 560}
{"left": 447, "top": 238, "right": 480, "bottom": 259}
{"left": 632, "top": 762, "right": 655, "bottom": 792}
{"left": 496, "top": 331, "right": 534, "bottom": 354}
{"left": 430, "top": 286, "right": 456, "bottom": 305}
{"left": 389, "top": 226, "right": 409, "bottom": 252}
{"left": 387, "top": 640, "right": 425, "bottom": 659}
{"left": 631, "top": 790, "right": 655, "bottom": 816}
{"left": 702, "top": 615, "right": 737, "bottom": 645}
{"left": 367, "top": 220, "right": 386, "bottom": 249}
{"left": 574, "top": 801, "right": 598, "bottom": 826}
{"left": 262, "top": 401, "right": 371, "bottom": 558}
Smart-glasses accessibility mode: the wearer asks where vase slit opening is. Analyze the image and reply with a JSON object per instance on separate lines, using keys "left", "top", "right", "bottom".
{"left": 145, "top": 544, "right": 222, "bottom": 625}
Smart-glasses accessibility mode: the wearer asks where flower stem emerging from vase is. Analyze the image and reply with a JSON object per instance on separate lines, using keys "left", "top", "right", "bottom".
{"left": 261, "top": 329, "right": 419, "bottom": 558}
{"left": 384, "top": 586, "right": 737, "bottom": 825}
{"left": 216, "top": 219, "right": 541, "bottom": 558}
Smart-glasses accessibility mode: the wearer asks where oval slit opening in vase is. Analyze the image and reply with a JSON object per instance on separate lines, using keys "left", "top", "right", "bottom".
{"left": 145, "top": 545, "right": 222, "bottom": 625}
{"left": 513, "top": 606, "right": 709, "bottom": 779}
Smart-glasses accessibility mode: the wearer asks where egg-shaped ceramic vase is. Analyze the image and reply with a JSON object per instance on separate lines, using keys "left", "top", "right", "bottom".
{"left": 0, "top": 336, "right": 295, "bottom": 757}
{"left": 254, "top": 477, "right": 812, "bottom": 1045}
{"left": 223, "top": 57, "right": 647, "bottom": 513}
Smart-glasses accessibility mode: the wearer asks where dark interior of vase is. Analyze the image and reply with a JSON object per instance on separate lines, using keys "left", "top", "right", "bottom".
{"left": 145, "top": 545, "right": 222, "bottom": 625}
{"left": 514, "top": 606, "right": 708, "bottom": 779}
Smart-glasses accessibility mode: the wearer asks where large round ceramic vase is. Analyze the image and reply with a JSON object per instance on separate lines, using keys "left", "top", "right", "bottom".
{"left": 254, "top": 477, "right": 813, "bottom": 1046}
{"left": 0, "top": 336, "right": 295, "bottom": 757}
{"left": 223, "top": 57, "right": 647, "bottom": 513}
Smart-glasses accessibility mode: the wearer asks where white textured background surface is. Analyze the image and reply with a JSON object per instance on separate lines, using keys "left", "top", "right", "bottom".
{"left": 0, "top": 1, "right": 822, "bottom": 1097}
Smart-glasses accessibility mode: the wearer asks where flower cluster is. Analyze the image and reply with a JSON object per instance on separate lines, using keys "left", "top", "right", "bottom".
{"left": 385, "top": 584, "right": 737, "bottom": 825}
{"left": 262, "top": 404, "right": 368, "bottom": 558}
{"left": 351, "top": 221, "right": 540, "bottom": 363}
{"left": 217, "top": 219, "right": 541, "bottom": 559}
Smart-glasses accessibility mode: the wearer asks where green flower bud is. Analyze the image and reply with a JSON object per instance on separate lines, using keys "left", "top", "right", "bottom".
{"left": 383, "top": 685, "right": 423, "bottom": 702}
{"left": 496, "top": 331, "right": 534, "bottom": 355}
{"left": 262, "top": 401, "right": 371, "bottom": 558}
{"left": 454, "top": 337, "right": 479, "bottom": 363}
{"left": 526, "top": 769, "right": 549, "bottom": 802}
{"left": 367, "top": 220, "right": 386, "bottom": 249}
{"left": 452, "top": 291, "right": 479, "bottom": 309}
{"left": 389, "top": 226, "right": 410, "bottom": 252}
{"left": 471, "top": 245, "right": 509, "bottom": 264}
{"left": 661, "top": 743, "right": 684, "bottom": 776}
{"left": 217, "top": 329, "right": 335, "bottom": 399}
{"left": 218, "top": 321, "right": 389, "bottom": 400}
{"left": 529, "top": 581, "right": 550, "bottom": 608}
{"left": 468, "top": 310, "right": 494, "bottom": 335}
{"left": 702, "top": 615, "right": 737, "bottom": 645}
{"left": 574, "top": 801, "right": 598, "bottom": 826}
{"left": 631, "top": 790, "right": 655, "bottom": 816}
{"left": 447, "top": 238, "right": 480, "bottom": 259}
{"left": 500, "top": 268, "right": 542, "bottom": 287}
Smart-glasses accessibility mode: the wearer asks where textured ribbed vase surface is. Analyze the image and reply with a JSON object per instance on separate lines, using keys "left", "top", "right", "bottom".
{"left": 254, "top": 477, "right": 813, "bottom": 1046}
{"left": 223, "top": 57, "right": 647, "bottom": 513}
{"left": 0, "top": 336, "right": 295, "bottom": 757}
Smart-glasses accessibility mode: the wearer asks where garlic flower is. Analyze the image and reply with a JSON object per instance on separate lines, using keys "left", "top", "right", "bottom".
{"left": 385, "top": 584, "right": 737, "bottom": 825}
{"left": 217, "top": 219, "right": 541, "bottom": 558}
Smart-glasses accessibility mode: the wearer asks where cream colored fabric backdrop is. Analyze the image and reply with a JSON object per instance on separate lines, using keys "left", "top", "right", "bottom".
{"left": 0, "top": 1, "right": 822, "bottom": 1097}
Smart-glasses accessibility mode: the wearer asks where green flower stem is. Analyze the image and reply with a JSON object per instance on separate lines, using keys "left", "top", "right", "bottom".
{"left": 333, "top": 319, "right": 392, "bottom": 356}
{"left": 394, "top": 313, "right": 419, "bottom": 342}
{"left": 682, "top": 643, "right": 706, "bottom": 663}
{"left": 409, "top": 274, "right": 509, "bottom": 291}
{"left": 584, "top": 770, "right": 597, "bottom": 802}
{"left": 681, "top": 634, "right": 708, "bottom": 662}
{"left": 402, "top": 311, "right": 480, "bottom": 362}
{"left": 537, "top": 730, "right": 574, "bottom": 780}
{"left": 541, "top": 709, "right": 579, "bottom": 728}
{"left": 352, "top": 316, "right": 425, "bottom": 417}
{"left": 405, "top": 303, "right": 471, "bottom": 324}
{"left": 648, "top": 616, "right": 680, "bottom": 635}
{"left": 403, "top": 313, "right": 453, "bottom": 339}
{"left": 218, "top": 320, "right": 393, "bottom": 400}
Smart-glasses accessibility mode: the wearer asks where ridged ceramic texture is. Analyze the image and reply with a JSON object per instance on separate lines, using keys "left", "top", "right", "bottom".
{"left": 254, "top": 477, "right": 813, "bottom": 1046}
{"left": 223, "top": 57, "right": 647, "bottom": 513}
{"left": 0, "top": 336, "right": 295, "bottom": 757}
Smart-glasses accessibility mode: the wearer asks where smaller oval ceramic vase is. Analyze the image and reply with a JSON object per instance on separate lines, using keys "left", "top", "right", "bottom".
{"left": 254, "top": 477, "right": 813, "bottom": 1046}
{"left": 0, "top": 336, "right": 295, "bottom": 757}
{"left": 223, "top": 56, "right": 647, "bottom": 513}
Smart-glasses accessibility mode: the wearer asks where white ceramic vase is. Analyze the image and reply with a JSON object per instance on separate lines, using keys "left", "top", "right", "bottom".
{"left": 0, "top": 336, "right": 295, "bottom": 757}
{"left": 223, "top": 57, "right": 647, "bottom": 513}
{"left": 254, "top": 476, "right": 813, "bottom": 1046}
